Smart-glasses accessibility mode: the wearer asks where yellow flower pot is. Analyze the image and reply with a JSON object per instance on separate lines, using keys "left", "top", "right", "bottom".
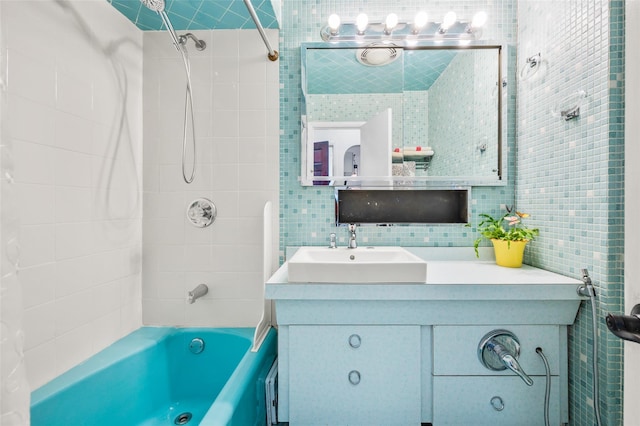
{"left": 491, "top": 239, "right": 528, "bottom": 268}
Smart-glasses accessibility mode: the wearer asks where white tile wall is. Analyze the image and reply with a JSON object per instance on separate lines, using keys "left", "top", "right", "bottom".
{"left": 142, "top": 29, "right": 279, "bottom": 327}
{"left": 3, "top": 0, "right": 143, "bottom": 390}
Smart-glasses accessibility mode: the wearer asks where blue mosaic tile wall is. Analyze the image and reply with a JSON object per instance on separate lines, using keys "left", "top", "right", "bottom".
{"left": 280, "top": 0, "right": 517, "bottom": 251}
{"left": 428, "top": 50, "right": 498, "bottom": 177}
{"left": 281, "top": 0, "right": 624, "bottom": 424}
{"left": 516, "top": 1, "right": 624, "bottom": 424}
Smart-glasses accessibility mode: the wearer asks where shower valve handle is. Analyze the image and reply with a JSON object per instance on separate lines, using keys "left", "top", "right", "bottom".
{"left": 478, "top": 329, "right": 533, "bottom": 386}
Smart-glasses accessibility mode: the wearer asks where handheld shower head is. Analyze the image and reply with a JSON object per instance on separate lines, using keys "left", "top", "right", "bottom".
{"left": 139, "top": 0, "right": 181, "bottom": 51}
{"left": 140, "top": 0, "right": 165, "bottom": 12}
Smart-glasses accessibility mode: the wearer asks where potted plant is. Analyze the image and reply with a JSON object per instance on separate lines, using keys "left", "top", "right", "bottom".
{"left": 473, "top": 210, "right": 539, "bottom": 267}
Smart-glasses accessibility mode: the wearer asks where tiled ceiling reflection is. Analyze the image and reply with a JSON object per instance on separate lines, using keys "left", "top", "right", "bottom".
{"left": 306, "top": 48, "right": 457, "bottom": 95}
{"left": 107, "top": 0, "right": 279, "bottom": 31}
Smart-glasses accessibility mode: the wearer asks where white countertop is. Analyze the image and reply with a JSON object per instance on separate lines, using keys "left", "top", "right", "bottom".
{"left": 266, "top": 247, "right": 584, "bottom": 302}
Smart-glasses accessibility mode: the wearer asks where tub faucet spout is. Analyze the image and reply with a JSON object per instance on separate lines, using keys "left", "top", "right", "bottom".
{"left": 188, "top": 283, "right": 208, "bottom": 304}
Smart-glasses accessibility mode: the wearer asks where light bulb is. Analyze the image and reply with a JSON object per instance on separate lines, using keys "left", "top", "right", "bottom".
{"left": 471, "top": 11, "right": 488, "bottom": 28}
{"left": 385, "top": 13, "right": 399, "bottom": 33}
{"left": 328, "top": 14, "right": 341, "bottom": 34}
{"left": 441, "top": 11, "right": 457, "bottom": 30}
{"left": 356, "top": 13, "right": 369, "bottom": 33}
{"left": 413, "top": 11, "right": 428, "bottom": 32}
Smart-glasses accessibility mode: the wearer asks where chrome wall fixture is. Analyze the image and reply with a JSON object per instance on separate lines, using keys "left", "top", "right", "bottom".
{"left": 320, "top": 11, "right": 488, "bottom": 43}
{"left": 187, "top": 198, "right": 217, "bottom": 228}
{"left": 552, "top": 90, "right": 587, "bottom": 121}
{"left": 242, "top": 0, "right": 279, "bottom": 61}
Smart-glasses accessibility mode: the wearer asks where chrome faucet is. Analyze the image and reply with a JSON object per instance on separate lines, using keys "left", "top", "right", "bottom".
{"left": 329, "top": 233, "right": 337, "bottom": 249}
{"left": 348, "top": 224, "right": 357, "bottom": 249}
{"left": 187, "top": 283, "right": 208, "bottom": 304}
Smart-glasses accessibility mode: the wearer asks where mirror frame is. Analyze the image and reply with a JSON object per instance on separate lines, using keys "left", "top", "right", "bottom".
{"left": 300, "top": 41, "right": 508, "bottom": 187}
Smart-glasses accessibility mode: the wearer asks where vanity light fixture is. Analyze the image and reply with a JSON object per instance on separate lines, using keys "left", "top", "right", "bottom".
{"left": 412, "top": 11, "right": 428, "bottom": 34}
{"left": 438, "top": 11, "right": 457, "bottom": 33}
{"left": 356, "top": 13, "right": 369, "bottom": 34}
{"left": 320, "top": 10, "right": 488, "bottom": 42}
{"left": 468, "top": 11, "right": 488, "bottom": 32}
{"left": 328, "top": 13, "right": 341, "bottom": 35}
{"left": 384, "top": 13, "right": 399, "bottom": 34}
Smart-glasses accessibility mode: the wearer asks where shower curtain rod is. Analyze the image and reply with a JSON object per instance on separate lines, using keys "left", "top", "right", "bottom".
{"left": 243, "top": 0, "right": 279, "bottom": 61}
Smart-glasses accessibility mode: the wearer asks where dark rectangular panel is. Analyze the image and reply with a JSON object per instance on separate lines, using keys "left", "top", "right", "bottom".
{"left": 336, "top": 189, "right": 468, "bottom": 225}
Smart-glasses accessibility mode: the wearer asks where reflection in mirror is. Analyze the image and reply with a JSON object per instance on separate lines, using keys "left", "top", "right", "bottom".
{"left": 300, "top": 43, "right": 506, "bottom": 187}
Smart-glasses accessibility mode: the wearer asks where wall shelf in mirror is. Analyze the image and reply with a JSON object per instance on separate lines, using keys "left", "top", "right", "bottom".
{"left": 300, "top": 41, "right": 509, "bottom": 187}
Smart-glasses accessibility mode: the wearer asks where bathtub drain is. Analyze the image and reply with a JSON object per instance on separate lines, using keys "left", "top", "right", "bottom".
{"left": 174, "top": 412, "right": 192, "bottom": 425}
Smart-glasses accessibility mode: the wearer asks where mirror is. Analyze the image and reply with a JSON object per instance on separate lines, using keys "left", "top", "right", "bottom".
{"left": 300, "top": 42, "right": 507, "bottom": 186}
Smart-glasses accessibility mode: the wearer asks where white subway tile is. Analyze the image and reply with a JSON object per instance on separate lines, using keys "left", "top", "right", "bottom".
{"left": 239, "top": 163, "right": 265, "bottom": 191}
{"left": 239, "top": 83, "right": 266, "bottom": 111}
{"left": 54, "top": 222, "right": 94, "bottom": 261}
{"left": 55, "top": 187, "right": 92, "bottom": 223}
{"left": 239, "top": 110, "right": 266, "bottom": 138}
{"left": 211, "top": 30, "right": 239, "bottom": 57}
{"left": 238, "top": 191, "right": 270, "bottom": 217}
{"left": 212, "top": 57, "right": 240, "bottom": 84}
{"left": 12, "top": 140, "right": 55, "bottom": 185}
{"left": 55, "top": 110, "right": 93, "bottom": 154}
{"left": 184, "top": 216, "right": 214, "bottom": 245}
{"left": 7, "top": 95, "right": 56, "bottom": 147}
{"left": 212, "top": 82, "right": 239, "bottom": 110}
{"left": 19, "top": 224, "right": 55, "bottom": 268}
{"left": 184, "top": 244, "right": 213, "bottom": 272}
{"left": 20, "top": 263, "right": 57, "bottom": 309}
{"left": 239, "top": 55, "right": 267, "bottom": 85}
{"left": 90, "top": 310, "right": 123, "bottom": 354}
{"left": 142, "top": 299, "right": 186, "bottom": 325}
{"left": 92, "top": 280, "right": 123, "bottom": 318}
{"left": 7, "top": 49, "right": 56, "bottom": 107}
{"left": 55, "top": 256, "right": 97, "bottom": 298}
{"left": 155, "top": 271, "right": 187, "bottom": 299}
{"left": 54, "top": 325, "right": 95, "bottom": 376}
{"left": 207, "top": 218, "right": 238, "bottom": 245}
{"left": 24, "top": 341, "right": 58, "bottom": 391}
{"left": 145, "top": 218, "right": 185, "bottom": 245}
{"left": 211, "top": 164, "right": 239, "bottom": 191}
{"left": 23, "top": 302, "right": 56, "bottom": 350}
{"left": 15, "top": 183, "right": 54, "bottom": 225}
{"left": 155, "top": 244, "right": 186, "bottom": 272}
{"left": 55, "top": 292, "right": 94, "bottom": 336}
{"left": 55, "top": 70, "right": 93, "bottom": 121}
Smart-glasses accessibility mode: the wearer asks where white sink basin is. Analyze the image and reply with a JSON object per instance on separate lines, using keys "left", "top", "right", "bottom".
{"left": 287, "top": 246, "right": 427, "bottom": 283}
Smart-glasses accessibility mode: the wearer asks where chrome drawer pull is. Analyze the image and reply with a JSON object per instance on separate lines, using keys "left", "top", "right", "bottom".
{"left": 490, "top": 396, "right": 504, "bottom": 411}
{"left": 348, "top": 370, "right": 361, "bottom": 385}
{"left": 348, "top": 334, "right": 361, "bottom": 348}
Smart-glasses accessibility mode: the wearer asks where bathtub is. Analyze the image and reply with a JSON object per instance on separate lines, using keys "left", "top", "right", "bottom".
{"left": 31, "top": 327, "right": 277, "bottom": 426}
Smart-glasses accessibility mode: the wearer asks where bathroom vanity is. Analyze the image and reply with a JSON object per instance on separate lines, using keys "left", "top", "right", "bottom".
{"left": 265, "top": 247, "right": 583, "bottom": 426}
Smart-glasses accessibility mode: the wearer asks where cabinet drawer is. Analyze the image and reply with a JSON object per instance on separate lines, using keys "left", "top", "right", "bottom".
{"left": 289, "top": 325, "right": 421, "bottom": 426}
{"left": 433, "top": 325, "right": 561, "bottom": 376}
{"left": 433, "top": 376, "right": 560, "bottom": 426}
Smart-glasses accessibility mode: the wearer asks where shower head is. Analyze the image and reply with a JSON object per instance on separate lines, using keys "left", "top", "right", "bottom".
{"left": 140, "top": 0, "right": 165, "bottom": 12}
{"left": 140, "top": 0, "right": 181, "bottom": 51}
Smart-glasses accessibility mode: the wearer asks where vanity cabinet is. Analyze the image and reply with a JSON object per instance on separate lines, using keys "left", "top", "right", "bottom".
{"left": 432, "top": 325, "right": 564, "bottom": 425}
{"left": 266, "top": 250, "right": 583, "bottom": 426}
{"left": 288, "top": 325, "right": 421, "bottom": 425}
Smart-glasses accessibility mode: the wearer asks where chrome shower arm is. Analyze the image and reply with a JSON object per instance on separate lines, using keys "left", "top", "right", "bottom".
{"left": 179, "top": 33, "right": 206, "bottom": 51}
